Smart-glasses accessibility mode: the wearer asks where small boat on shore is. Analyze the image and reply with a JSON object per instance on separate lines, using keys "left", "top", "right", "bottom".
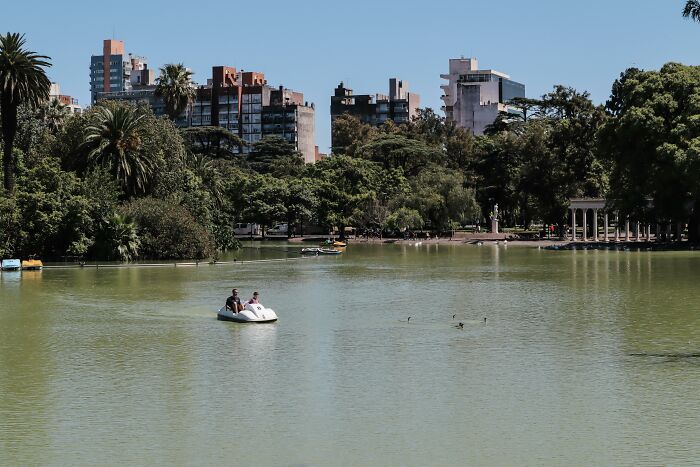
{"left": 1, "top": 259, "right": 21, "bottom": 271}
{"left": 217, "top": 302, "right": 278, "bottom": 323}
{"left": 302, "top": 247, "right": 343, "bottom": 255}
{"left": 21, "top": 259, "right": 43, "bottom": 270}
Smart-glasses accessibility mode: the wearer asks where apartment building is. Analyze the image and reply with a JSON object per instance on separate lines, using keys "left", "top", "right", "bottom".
{"left": 90, "top": 39, "right": 316, "bottom": 162}
{"left": 440, "top": 57, "right": 525, "bottom": 135}
{"left": 330, "top": 78, "right": 420, "bottom": 126}
{"left": 49, "top": 83, "right": 82, "bottom": 114}
{"left": 90, "top": 39, "right": 151, "bottom": 104}
{"left": 191, "top": 67, "right": 315, "bottom": 162}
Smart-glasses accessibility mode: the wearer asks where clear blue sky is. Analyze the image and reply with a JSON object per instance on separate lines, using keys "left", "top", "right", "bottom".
{"left": 4, "top": 0, "right": 700, "bottom": 151}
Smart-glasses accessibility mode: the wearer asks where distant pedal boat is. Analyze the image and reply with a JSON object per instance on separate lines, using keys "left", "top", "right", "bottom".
{"left": 1, "top": 259, "right": 21, "bottom": 271}
{"left": 218, "top": 303, "right": 278, "bottom": 323}
{"left": 21, "top": 259, "right": 43, "bottom": 270}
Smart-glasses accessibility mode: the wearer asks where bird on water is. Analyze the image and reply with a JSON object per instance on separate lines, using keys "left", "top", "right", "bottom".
{"left": 453, "top": 314, "right": 456, "bottom": 319}
{"left": 458, "top": 322, "right": 464, "bottom": 329}
{"left": 407, "top": 317, "right": 411, "bottom": 323}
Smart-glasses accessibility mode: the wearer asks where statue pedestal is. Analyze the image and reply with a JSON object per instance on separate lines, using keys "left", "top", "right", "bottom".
{"left": 491, "top": 219, "right": 499, "bottom": 234}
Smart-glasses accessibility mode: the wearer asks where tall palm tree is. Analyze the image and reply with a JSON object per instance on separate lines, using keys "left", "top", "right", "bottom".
{"left": 684, "top": 0, "right": 700, "bottom": 21}
{"left": 83, "top": 105, "right": 154, "bottom": 196}
{"left": 154, "top": 63, "right": 195, "bottom": 121}
{"left": 0, "top": 33, "right": 51, "bottom": 193}
{"left": 39, "top": 98, "right": 70, "bottom": 133}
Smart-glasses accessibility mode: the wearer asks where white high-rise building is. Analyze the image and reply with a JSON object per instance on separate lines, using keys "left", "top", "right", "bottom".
{"left": 440, "top": 57, "right": 525, "bottom": 135}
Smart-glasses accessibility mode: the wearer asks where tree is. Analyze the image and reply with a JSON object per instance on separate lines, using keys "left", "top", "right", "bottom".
{"left": 357, "top": 133, "right": 443, "bottom": 176}
{"left": 283, "top": 178, "right": 317, "bottom": 236}
{"left": 476, "top": 85, "right": 607, "bottom": 228}
{"left": 82, "top": 105, "right": 155, "bottom": 196}
{"left": 10, "top": 156, "right": 93, "bottom": 258}
{"left": 247, "top": 135, "right": 303, "bottom": 176}
{"left": 121, "top": 197, "right": 213, "bottom": 259}
{"left": 683, "top": 0, "right": 700, "bottom": 21}
{"left": 307, "top": 155, "right": 382, "bottom": 238}
{"left": 402, "top": 108, "right": 448, "bottom": 146}
{"left": 405, "top": 167, "right": 478, "bottom": 230}
{"left": 0, "top": 33, "right": 51, "bottom": 193}
{"left": 244, "top": 175, "right": 288, "bottom": 237}
{"left": 331, "top": 113, "right": 376, "bottom": 156}
{"left": 387, "top": 207, "right": 424, "bottom": 233}
{"left": 180, "top": 126, "right": 245, "bottom": 160}
{"left": 154, "top": 63, "right": 195, "bottom": 121}
{"left": 600, "top": 63, "right": 700, "bottom": 240}
{"left": 104, "top": 213, "right": 140, "bottom": 261}
{"left": 39, "top": 98, "right": 71, "bottom": 133}
{"left": 351, "top": 196, "right": 391, "bottom": 237}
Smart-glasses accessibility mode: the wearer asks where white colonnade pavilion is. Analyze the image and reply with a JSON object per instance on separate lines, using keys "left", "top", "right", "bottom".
{"left": 568, "top": 198, "right": 684, "bottom": 242}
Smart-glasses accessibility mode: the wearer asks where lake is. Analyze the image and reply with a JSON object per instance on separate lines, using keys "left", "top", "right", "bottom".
{"left": 1, "top": 243, "right": 700, "bottom": 465}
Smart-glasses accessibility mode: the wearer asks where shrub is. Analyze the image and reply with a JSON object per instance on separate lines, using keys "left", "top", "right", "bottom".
{"left": 121, "top": 197, "right": 213, "bottom": 260}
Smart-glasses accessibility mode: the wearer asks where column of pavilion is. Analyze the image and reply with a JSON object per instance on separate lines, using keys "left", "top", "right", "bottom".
{"left": 569, "top": 207, "right": 678, "bottom": 242}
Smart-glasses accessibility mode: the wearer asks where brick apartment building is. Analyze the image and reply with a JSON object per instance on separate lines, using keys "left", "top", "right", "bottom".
{"left": 92, "top": 39, "right": 316, "bottom": 163}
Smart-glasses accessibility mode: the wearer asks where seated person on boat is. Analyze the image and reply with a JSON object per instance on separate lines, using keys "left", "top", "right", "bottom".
{"left": 225, "top": 288, "right": 243, "bottom": 313}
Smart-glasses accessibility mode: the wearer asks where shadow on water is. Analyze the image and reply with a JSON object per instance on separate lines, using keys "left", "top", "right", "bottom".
{"left": 629, "top": 352, "right": 700, "bottom": 358}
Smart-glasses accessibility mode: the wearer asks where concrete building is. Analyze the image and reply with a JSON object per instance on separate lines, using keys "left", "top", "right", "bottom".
{"left": 90, "top": 39, "right": 152, "bottom": 104}
{"left": 262, "top": 87, "right": 316, "bottom": 163}
{"left": 191, "top": 67, "right": 316, "bottom": 163}
{"left": 330, "top": 78, "right": 420, "bottom": 131}
{"left": 440, "top": 57, "right": 525, "bottom": 135}
{"left": 90, "top": 39, "right": 316, "bottom": 162}
{"left": 49, "top": 83, "right": 82, "bottom": 114}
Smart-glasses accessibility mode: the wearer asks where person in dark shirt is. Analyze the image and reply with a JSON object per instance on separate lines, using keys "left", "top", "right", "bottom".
{"left": 225, "top": 288, "right": 242, "bottom": 313}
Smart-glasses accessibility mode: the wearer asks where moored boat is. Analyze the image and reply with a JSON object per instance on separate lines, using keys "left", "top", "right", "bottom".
{"left": 318, "top": 248, "right": 342, "bottom": 255}
{"left": 1, "top": 259, "right": 21, "bottom": 271}
{"left": 320, "top": 239, "right": 347, "bottom": 247}
{"left": 21, "top": 259, "right": 43, "bottom": 270}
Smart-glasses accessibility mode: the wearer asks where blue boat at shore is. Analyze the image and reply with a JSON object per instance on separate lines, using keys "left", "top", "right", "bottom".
{"left": 1, "top": 259, "right": 21, "bottom": 271}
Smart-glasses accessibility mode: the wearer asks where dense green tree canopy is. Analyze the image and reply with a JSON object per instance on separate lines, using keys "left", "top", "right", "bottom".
{"left": 247, "top": 135, "right": 303, "bottom": 176}
{"left": 601, "top": 63, "right": 700, "bottom": 239}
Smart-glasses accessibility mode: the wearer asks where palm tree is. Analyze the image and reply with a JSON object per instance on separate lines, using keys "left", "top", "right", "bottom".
{"left": 39, "top": 98, "right": 70, "bottom": 133}
{"left": 0, "top": 33, "right": 51, "bottom": 193}
{"left": 683, "top": 0, "right": 700, "bottom": 21}
{"left": 83, "top": 105, "right": 154, "bottom": 196}
{"left": 108, "top": 213, "right": 140, "bottom": 262}
{"left": 154, "top": 63, "right": 195, "bottom": 121}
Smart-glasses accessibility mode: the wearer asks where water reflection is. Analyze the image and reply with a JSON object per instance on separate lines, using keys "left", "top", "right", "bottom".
{"left": 2, "top": 246, "right": 700, "bottom": 464}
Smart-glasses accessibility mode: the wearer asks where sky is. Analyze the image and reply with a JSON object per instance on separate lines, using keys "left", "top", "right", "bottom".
{"left": 4, "top": 0, "right": 700, "bottom": 152}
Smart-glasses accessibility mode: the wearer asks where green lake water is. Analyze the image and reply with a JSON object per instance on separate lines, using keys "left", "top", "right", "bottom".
{"left": 2, "top": 243, "right": 700, "bottom": 465}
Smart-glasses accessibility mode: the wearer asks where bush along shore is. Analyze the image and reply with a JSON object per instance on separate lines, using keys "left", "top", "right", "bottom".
{"left": 4, "top": 33, "right": 700, "bottom": 261}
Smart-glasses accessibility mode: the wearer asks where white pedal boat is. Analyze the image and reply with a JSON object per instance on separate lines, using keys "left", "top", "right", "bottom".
{"left": 218, "top": 302, "right": 278, "bottom": 323}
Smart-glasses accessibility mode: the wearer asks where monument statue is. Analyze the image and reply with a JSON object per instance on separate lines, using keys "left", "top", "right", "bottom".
{"left": 491, "top": 203, "right": 499, "bottom": 234}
